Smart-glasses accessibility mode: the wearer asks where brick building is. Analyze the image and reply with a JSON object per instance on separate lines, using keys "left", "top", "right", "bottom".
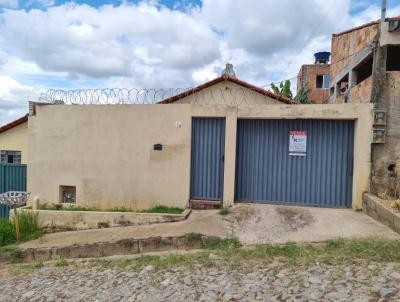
{"left": 297, "top": 52, "right": 330, "bottom": 103}
{"left": 327, "top": 16, "right": 400, "bottom": 198}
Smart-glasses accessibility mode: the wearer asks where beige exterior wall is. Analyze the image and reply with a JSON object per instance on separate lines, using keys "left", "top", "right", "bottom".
{"left": 29, "top": 104, "right": 192, "bottom": 209}
{"left": 0, "top": 122, "right": 28, "bottom": 164}
{"left": 29, "top": 103, "right": 373, "bottom": 210}
{"left": 173, "top": 81, "right": 283, "bottom": 105}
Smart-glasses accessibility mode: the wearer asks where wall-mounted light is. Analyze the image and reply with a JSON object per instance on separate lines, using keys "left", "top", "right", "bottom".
{"left": 373, "top": 128, "right": 386, "bottom": 144}
{"left": 374, "top": 110, "right": 387, "bottom": 126}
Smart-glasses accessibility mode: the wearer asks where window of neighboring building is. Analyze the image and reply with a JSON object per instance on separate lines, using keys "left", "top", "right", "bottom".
{"left": 353, "top": 55, "right": 373, "bottom": 85}
{"left": 60, "top": 186, "right": 76, "bottom": 203}
{"left": 316, "top": 74, "right": 329, "bottom": 88}
{"left": 0, "top": 150, "right": 21, "bottom": 164}
{"left": 387, "top": 45, "right": 400, "bottom": 71}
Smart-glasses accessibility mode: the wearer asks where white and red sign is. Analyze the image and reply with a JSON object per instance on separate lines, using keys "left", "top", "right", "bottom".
{"left": 289, "top": 130, "right": 307, "bottom": 156}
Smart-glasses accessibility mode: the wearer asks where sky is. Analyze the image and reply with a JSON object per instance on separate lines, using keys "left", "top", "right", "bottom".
{"left": 0, "top": 0, "right": 399, "bottom": 124}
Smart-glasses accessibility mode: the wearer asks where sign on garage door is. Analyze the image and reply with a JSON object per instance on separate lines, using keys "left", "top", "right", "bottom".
{"left": 235, "top": 119, "right": 354, "bottom": 208}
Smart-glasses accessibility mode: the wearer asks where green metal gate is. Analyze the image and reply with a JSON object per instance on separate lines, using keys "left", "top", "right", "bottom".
{"left": 0, "top": 164, "right": 27, "bottom": 219}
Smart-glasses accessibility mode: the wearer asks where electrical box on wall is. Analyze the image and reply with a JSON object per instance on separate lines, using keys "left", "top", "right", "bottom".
{"left": 373, "top": 128, "right": 386, "bottom": 144}
{"left": 374, "top": 110, "right": 387, "bottom": 126}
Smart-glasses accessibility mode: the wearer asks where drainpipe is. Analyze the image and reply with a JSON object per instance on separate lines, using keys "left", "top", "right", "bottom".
{"left": 381, "top": 0, "right": 387, "bottom": 21}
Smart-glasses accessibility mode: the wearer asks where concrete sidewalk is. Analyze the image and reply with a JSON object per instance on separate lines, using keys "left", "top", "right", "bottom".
{"left": 20, "top": 204, "right": 399, "bottom": 250}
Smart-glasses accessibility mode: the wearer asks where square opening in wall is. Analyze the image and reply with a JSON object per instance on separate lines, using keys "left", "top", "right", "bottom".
{"left": 387, "top": 45, "right": 400, "bottom": 71}
{"left": 353, "top": 55, "right": 373, "bottom": 85}
{"left": 60, "top": 186, "right": 76, "bottom": 203}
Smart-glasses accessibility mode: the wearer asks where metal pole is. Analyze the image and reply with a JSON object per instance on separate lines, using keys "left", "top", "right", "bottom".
{"left": 381, "top": 0, "right": 387, "bottom": 21}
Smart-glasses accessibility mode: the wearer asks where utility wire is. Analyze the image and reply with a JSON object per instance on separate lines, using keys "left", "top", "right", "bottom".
{"left": 270, "top": 0, "right": 337, "bottom": 88}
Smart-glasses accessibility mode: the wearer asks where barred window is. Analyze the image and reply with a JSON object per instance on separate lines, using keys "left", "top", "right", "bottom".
{"left": 0, "top": 150, "right": 21, "bottom": 164}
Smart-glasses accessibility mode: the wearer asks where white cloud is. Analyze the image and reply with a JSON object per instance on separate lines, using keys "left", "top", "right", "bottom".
{"left": 0, "top": 0, "right": 399, "bottom": 123}
{"left": 0, "top": 2, "right": 220, "bottom": 86}
{"left": 0, "top": 75, "right": 33, "bottom": 125}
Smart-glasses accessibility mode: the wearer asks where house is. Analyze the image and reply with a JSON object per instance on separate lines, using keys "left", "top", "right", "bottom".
{"left": 297, "top": 52, "right": 331, "bottom": 103}
{"left": 28, "top": 72, "right": 373, "bottom": 211}
{"left": 0, "top": 114, "right": 28, "bottom": 165}
{"left": 327, "top": 16, "right": 400, "bottom": 198}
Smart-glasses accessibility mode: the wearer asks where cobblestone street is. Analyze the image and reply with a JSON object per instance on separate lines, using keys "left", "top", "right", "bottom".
{"left": 1, "top": 260, "right": 400, "bottom": 302}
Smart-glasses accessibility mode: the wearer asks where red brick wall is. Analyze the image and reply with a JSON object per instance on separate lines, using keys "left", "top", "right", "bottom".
{"left": 297, "top": 64, "right": 330, "bottom": 104}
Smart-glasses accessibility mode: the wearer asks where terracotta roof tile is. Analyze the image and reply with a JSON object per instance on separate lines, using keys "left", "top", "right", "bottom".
{"left": 157, "top": 75, "right": 297, "bottom": 105}
{"left": 0, "top": 114, "right": 28, "bottom": 134}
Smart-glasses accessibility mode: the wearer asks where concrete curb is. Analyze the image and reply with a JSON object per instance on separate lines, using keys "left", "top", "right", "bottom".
{"left": 15, "top": 208, "right": 192, "bottom": 231}
{"left": 20, "top": 234, "right": 219, "bottom": 262}
{"left": 363, "top": 193, "right": 400, "bottom": 234}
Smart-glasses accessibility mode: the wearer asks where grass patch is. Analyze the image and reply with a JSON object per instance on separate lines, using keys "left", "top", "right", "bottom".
{"left": 203, "top": 237, "right": 241, "bottom": 250}
{"left": 185, "top": 232, "right": 202, "bottom": 242}
{"left": 105, "top": 207, "right": 132, "bottom": 212}
{"left": 12, "top": 260, "right": 44, "bottom": 274}
{"left": 39, "top": 203, "right": 185, "bottom": 214}
{"left": 39, "top": 203, "right": 98, "bottom": 211}
{"left": 54, "top": 256, "right": 69, "bottom": 267}
{"left": 0, "top": 212, "right": 43, "bottom": 247}
{"left": 139, "top": 205, "right": 184, "bottom": 214}
{"left": 0, "top": 246, "right": 22, "bottom": 262}
{"left": 82, "top": 238, "right": 400, "bottom": 272}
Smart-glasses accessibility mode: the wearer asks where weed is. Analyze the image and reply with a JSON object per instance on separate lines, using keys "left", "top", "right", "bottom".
{"left": 78, "top": 238, "right": 400, "bottom": 272}
{"left": 185, "top": 232, "right": 202, "bottom": 242}
{"left": 0, "top": 246, "right": 22, "bottom": 262}
{"left": 13, "top": 260, "right": 44, "bottom": 274}
{"left": 140, "top": 205, "right": 184, "bottom": 214}
{"left": 105, "top": 207, "right": 132, "bottom": 212}
{"left": 40, "top": 203, "right": 98, "bottom": 211}
{"left": 203, "top": 237, "right": 241, "bottom": 250}
{"left": 39, "top": 203, "right": 184, "bottom": 214}
{"left": 394, "top": 200, "right": 400, "bottom": 212}
{"left": 54, "top": 256, "right": 69, "bottom": 267}
{"left": 0, "top": 212, "right": 43, "bottom": 246}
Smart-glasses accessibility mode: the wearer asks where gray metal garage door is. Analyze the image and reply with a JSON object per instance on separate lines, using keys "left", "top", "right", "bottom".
{"left": 235, "top": 119, "right": 354, "bottom": 207}
{"left": 191, "top": 118, "right": 225, "bottom": 200}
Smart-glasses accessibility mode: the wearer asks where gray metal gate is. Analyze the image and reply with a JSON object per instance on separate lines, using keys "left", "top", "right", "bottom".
{"left": 191, "top": 118, "right": 225, "bottom": 200}
{"left": 235, "top": 119, "right": 354, "bottom": 207}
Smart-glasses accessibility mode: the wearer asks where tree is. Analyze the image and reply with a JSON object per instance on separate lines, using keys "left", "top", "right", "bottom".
{"left": 271, "top": 80, "right": 293, "bottom": 99}
{"left": 294, "top": 87, "right": 311, "bottom": 104}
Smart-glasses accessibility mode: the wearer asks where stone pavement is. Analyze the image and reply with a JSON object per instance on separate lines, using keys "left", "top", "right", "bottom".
{"left": 20, "top": 204, "right": 399, "bottom": 250}
{"left": 1, "top": 261, "right": 400, "bottom": 301}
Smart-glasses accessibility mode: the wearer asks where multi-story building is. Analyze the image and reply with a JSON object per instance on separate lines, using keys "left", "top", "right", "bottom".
{"left": 297, "top": 52, "right": 330, "bottom": 103}
{"left": 328, "top": 16, "right": 400, "bottom": 197}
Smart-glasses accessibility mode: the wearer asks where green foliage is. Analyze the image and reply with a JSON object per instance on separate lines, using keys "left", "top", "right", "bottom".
{"left": 39, "top": 203, "right": 98, "bottom": 211}
{"left": 39, "top": 203, "right": 184, "bottom": 214}
{"left": 203, "top": 237, "right": 241, "bottom": 250}
{"left": 185, "top": 232, "right": 202, "bottom": 242}
{"left": 0, "top": 246, "right": 22, "bottom": 262}
{"left": 0, "top": 219, "right": 17, "bottom": 246}
{"left": 105, "top": 207, "right": 132, "bottom": 212}
{"left": 0, "top": 212, "right": 43, "bottom": 247}
{"left": 140, "top": 205, "right": 184, "bottom": 214}
{"left": 294, "top": 87, "right": 312, "bottom": 104}
{"left": 271, "top": 80, "right": 293, "bottom": 99}
{"left": 54, "top": 256, "right": 69, "bottom": 267}
{"left": 51, "top": 238, "right": 400, "bottom": 272}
